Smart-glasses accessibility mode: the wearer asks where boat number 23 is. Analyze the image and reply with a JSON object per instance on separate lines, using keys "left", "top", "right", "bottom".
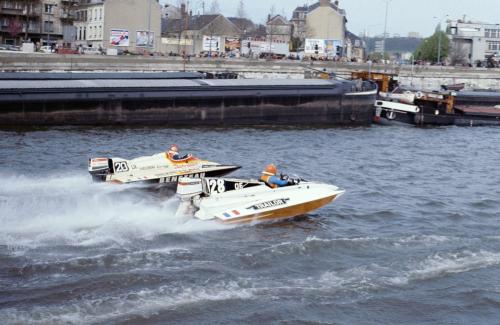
{"left": 208, "top": 179, "right": 226, "bottom": 193}
{"left": 114, "top": 162, "right": 129, "bottom": 173}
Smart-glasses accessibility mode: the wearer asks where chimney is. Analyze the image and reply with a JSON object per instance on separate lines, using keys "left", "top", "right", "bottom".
{"left": 320, "top": 0, "right": 331, "bottom": 7}
{"left": 334, "top": 0, "right": 339, "bottom": 7}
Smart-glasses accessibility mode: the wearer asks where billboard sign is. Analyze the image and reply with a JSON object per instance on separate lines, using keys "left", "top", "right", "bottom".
{"left": 136, "top": 30, "right": 155, "bottom": 48}
{"left": 202, "top": 36, "right": 221, "bottom": 52}
{"left": 110, "top": 29, "right": 129, "bottom": 47}
{"left": 305, "top": 39, "right": 343, "bottom": 55}
{"left": 224, "top": 38, "right": 241, "bottom": 52}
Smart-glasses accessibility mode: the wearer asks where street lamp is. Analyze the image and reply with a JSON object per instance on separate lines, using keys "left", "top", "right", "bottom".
{"left": 382, "top": 0, "right": 391, "bottom": 71}
{"left": 382, "top": 0, "right": 390, "bottom": 53}
{"left": 434, "top": 14, "right": 449, "bottom": 65}
{"left": 147, "top": 0, "right": 152, "bottom": 53}
{"left": 46, "top": 3, "right": 58, "bottom": 48}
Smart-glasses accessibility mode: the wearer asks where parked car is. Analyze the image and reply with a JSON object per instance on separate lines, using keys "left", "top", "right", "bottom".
{"left": 82, "top": 47, "right": 102, "bottom": 55}
{"left": 39, "top": 46, "right": 54, "bottom": 53}
{"left": 0, "top": 44, "right": 21, "bottom": 51}
{"left": 56, "top": 47, "right": 79, "bottom": 55}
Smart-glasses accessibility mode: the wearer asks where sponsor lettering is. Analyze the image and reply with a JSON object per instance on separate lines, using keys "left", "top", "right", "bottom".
{"left": 158, "top": 173, "right": 205, "bottom": 183}
{"left": 249, "top": 198, "right": 290, "bottom": 210}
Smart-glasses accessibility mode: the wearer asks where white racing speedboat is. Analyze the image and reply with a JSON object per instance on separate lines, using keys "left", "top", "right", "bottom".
{"left": 175, "top": 176, "right": 345, "bottom": 224}
{"left": 88, "top": 152, "right": 240, "bottom": 186}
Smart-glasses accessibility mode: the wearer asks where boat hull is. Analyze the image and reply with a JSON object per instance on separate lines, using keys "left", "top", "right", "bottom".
{"left": 218, "top": 194, "right": 339, "bottom": 224}
{"left": 0, "top": 78, "right": 377, "bottom": 126}
{"left": 193, "top": 181, "right": 345, "bottom": 224}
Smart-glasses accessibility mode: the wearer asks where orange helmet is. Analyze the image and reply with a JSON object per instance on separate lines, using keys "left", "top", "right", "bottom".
{"left": 263, "top": 163, "right": 277, "bottom": 175}
{"left": 170, "top": 144, "right": 179, "bottom": 152}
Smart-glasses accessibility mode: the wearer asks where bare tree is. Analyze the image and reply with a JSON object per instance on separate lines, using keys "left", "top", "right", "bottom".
{"left": 208, "top": 0, "right": 220, "bottom": 14}
{"left": 450, "top": 42, "right": 470, "bottom": 66}
{"left": 236, "top": 0, "right": 246, "bottom": 18}
{"left": 269, "top": 4, "right": 276, "bottom": 17}
{"left": 8, "top": 18, "right": 23, "bottom": 44}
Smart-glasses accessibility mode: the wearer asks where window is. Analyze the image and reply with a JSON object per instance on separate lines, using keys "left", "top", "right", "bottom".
{"left": 43, "top": 20, "right": 54, "bottom": 33}
{"left": 44, "top": 4, "right": 54, "bottom": 14}
{"left": 83, "top": 27, "right": 86, "bottom": 40}
{"left": 488, "top": 41, "right": 500, "bottom": 51}
{"left": 99, "top": 8, "right": 102, "bottom": 20}
{"left": 486, "top": 29, "right": 500, "bottom": 38}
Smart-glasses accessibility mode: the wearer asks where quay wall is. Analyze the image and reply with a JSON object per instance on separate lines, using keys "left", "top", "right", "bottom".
{"left": 2, "top": 53, "right": 500, "bottom": 90}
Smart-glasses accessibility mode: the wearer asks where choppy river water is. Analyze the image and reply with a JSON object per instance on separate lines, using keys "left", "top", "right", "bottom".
{"left": 1, "top": 125, "right": 500, "bottom": 325}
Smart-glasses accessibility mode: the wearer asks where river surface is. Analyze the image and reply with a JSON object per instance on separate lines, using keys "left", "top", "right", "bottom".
{"left": 0, "top": 125, "right": 499, "bottom": 325}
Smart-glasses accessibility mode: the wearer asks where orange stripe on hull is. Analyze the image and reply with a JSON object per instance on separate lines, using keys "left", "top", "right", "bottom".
{"left": 221, "top": 195, "right": 338, "bottom": 224}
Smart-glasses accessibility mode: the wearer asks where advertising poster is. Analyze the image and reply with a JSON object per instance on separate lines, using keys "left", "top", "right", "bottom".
{"left": 224, "top": 38, "right": 241, "bottom": 52}
{"left": 202, "top": 36, "right": 221, "bottom": 52}
{"left": 305, "top": 39, "right": 342, "bottom": 55}
{"left": 136, "top": 31, "right": 155, "bottom": 48}
{"left": 304, "top": 39, "right": 325, "bottom": 54}
{"left": 325, "top": 39, "right": 343, "bottom": 56}
{"left": 110, "top": 29, "right": 129, "bottom": 47}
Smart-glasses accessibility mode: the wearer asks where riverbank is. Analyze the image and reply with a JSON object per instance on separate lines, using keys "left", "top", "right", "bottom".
{"left": 2, "top": 52, "right": 500, "bottom": 90}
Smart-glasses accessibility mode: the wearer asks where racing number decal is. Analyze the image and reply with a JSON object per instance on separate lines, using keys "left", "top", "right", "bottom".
{"left": 114, "top": 162, "right": 129, "bottom": 173}
{"left": 208, "top": 179, "right": 226, "bottom": 194}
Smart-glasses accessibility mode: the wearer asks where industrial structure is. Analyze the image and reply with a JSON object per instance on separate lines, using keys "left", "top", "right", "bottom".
{"left": 447, "top": 18, "right": 500, "bottom": 65}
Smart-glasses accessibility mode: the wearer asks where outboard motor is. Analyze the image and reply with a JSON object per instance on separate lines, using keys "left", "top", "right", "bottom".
{"left": 88, "top": 158, "right": 111, "bottom": 182}
{"left": 175, "top": 177, "right": 203, "bottom": 218}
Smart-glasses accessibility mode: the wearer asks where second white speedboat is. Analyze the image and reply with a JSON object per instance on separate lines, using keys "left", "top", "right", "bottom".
{"left": 175, "top": 177, "right": 345, "bottom": 224}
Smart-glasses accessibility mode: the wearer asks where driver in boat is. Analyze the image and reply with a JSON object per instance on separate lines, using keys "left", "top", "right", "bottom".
{"left": 167, "top": 144, "right": 190, "bottom": 161}
{"left": 260, "top": 164, "right": 292, "bottom": 189}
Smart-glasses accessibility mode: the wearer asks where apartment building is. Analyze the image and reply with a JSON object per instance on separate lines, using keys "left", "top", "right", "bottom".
{"left": 0, "top": 0, "right": 77, "bottom": 45}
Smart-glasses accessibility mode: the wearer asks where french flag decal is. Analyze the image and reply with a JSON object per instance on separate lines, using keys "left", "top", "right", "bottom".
{"left": 232, "top": 210, "right": 240, "bottom": 216}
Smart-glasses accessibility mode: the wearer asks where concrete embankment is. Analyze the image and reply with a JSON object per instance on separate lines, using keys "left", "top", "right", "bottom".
{"left": 0, "top": 53, "right": 500, "bottom": 90}
{"left": 2, "top": 52, "right": 500, "bottom": 90}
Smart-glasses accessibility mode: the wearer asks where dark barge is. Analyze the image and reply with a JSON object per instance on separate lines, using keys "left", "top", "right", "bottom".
{"left": 0, "top": 73, "right": 377, "bottom": 126}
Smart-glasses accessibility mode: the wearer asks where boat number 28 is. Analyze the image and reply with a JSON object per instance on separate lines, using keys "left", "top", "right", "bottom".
{"left": 114, "top": 162, "right": 129, "bottom": 173}
{"left": 208, "top": 179, "right": 226, "bottom": 193}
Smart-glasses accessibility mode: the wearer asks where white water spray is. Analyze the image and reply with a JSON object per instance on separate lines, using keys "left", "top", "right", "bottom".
{"left": 0, "top": 172, "right": 227, "bottom": 249}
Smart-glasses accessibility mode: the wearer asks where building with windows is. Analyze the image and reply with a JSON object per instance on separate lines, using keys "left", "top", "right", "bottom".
{"left": 162, "top": 12, "right": 241, "bottom": 55}
{"left": 447, "top": 19, "right": 500, "bottom": 64}
{"left": 0, "top": 0, "right": 77, "bottom": 46}
{"left": 266, "top": 14, "right": 292, "bottom": 44}
{"left": 291, "top": 0, "right": 351, "bottom": 57}
{"left": 74, "top": 0, "right": 161, "bottom": 52}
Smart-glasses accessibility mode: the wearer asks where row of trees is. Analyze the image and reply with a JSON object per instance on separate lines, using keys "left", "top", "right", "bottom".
{"left": 413, "top": 31, "right": 450, "bottom": 63}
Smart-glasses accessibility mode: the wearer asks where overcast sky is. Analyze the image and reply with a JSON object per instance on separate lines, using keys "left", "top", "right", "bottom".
{"left": 162, "top": 0, "right": 500, "bottom": 37}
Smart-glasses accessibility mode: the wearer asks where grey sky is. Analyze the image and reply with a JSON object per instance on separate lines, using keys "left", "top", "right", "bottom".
{"left": 163, "top": 0, "right": 500, "bottom": 37}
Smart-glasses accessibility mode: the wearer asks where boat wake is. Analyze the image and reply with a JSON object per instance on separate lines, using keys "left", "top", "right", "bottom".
{"left": 0, "top": 173, "right": 226, "bottom": 250}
